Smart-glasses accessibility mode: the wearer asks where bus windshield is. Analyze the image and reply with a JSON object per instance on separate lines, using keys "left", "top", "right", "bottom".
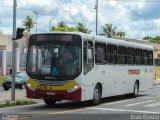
{"left": 26, "top": 34, "right": 82, "bottom": 80}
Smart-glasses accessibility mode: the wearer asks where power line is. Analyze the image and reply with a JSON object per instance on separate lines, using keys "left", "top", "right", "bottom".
{"left": 119, "top": 2, "right": 146, "bottom": 19}
{"left": 106, "top": 0, "right": 160, "bottom": 2}
{"left": 119, "top": 1, "right": 157, "bottom": 34}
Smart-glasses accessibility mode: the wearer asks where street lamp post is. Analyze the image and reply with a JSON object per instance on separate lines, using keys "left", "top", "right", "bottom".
{"left": 33, "top": 11, "right": 38, "bottom": 33}
{"left": 11, "top": 0, "right": 17, "bottom": 101}
{"left": 0, "top": 19, "right": 2, "bottom": 33}
{"left": 95, "top": 0, "right": 98, "bottom": 35}
{"left": 49, "top": 18, "right": 54, "bottom": 31}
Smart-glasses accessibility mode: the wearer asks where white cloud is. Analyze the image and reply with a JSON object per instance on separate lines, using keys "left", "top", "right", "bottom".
{"left": 0, "top": 0, "right": 160, "bottom": 39}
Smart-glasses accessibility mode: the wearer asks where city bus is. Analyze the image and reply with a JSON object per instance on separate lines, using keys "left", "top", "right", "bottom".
{"left": 25, "top": 32, "right": 154, "bottom": 105}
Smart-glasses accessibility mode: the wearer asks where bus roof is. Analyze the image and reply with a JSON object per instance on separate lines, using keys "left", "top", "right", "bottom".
{"left": 31, "top": 32, "right": 154, "bottom": 50}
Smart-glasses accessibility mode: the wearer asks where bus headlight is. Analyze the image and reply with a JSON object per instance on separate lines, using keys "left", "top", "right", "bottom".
{"left": 67, "top": 85, "right": 81, "bottom": 93}
{"left": 26, "top": 83, "right": 36, "bottom": 91}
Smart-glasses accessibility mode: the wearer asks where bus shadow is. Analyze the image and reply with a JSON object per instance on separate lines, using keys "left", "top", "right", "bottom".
{"left": 29, "top": 94, "right": 151, "bottom": 110}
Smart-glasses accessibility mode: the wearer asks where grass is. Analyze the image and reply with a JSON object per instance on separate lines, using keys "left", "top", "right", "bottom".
{"left": 0, "top": 75, "right": 9, "bottom": 87}
{"left": 0, "top": 100, "right": 37, "bottom": 108}
{"left": 155, "top": 66, "right": 160, "bottom": 80}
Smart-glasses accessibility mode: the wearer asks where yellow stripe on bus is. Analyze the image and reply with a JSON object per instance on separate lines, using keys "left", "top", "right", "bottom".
{"left": 27, "top": 78, "right": 77, "bottom": 90}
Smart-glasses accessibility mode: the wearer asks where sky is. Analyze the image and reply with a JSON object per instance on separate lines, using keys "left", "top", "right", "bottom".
{"left": 0, "top": 0, "right": 160, "bottom": 39}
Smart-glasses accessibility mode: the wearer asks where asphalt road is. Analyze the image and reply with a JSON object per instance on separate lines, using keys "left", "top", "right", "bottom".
{"left": 0, "top": 85, "right": 160, "bottom": 120}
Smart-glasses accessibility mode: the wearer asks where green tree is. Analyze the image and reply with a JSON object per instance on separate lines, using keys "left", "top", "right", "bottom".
{"left": 57, "top": 21, "right": 68, "bottom": 28}
{"left": 100, "top": 24, "right": 117, "bottom": 38}
{"left": 143, "top": 36, "right": 160, "bottom": 44}
{"left": 22, "top": 16, "right": 36, "bottom": 33}
{"left": 53, "top": 27, "right": 77, "bottom": 32}
{"left": 76, "top": 22, "right": 91, "bottom": 33}
{"left": 117, "top": 31, "right": 125, "bottom": 38}
{"left": 143, "top": 36, "right": 152, "bottom": 41}
{"left": 51, "top": 21, "right": 78, "bottom": 32}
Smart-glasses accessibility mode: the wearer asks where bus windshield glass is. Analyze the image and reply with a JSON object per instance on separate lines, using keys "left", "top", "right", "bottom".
{"left": 26, "top": 34, "right": 82, "bottom": 80}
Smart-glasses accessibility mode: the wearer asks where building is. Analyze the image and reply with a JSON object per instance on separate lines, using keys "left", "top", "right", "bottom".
{"left": 0, "top": 33, "right": 28, "bottom": 75}
{"left": 0, "top": 34, "right": 12, "bottom": 51}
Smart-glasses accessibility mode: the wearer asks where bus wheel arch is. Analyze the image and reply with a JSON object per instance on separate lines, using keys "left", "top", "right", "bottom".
{"left": 92, "top": 83, "right": 102, "bottom": 105}
{"left": 132, "top": 80, "right": 139, "bottom": 98}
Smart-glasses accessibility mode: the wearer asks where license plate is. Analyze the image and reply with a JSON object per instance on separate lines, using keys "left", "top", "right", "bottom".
{"left": 37, "top": 85, "right": 52, "bottom": 90}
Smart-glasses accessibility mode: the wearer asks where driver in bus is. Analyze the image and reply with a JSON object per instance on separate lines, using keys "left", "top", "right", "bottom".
{"left": 60, "top": 48, "right": 74, "bottom": 75}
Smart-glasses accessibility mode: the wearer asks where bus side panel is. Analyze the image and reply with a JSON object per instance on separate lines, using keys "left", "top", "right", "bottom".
{"left": 144, "top": 66, "right": 154, "bottom": 90}
{"left": 82, "top": 65, "right": 113, "bottom": 101}
{"left": 114, "top": 66, "right": 130, "bottom": 95}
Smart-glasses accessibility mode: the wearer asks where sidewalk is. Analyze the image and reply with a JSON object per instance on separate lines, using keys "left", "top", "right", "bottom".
{"left": 0, "top": 88, "right": 42, "bottom": 104}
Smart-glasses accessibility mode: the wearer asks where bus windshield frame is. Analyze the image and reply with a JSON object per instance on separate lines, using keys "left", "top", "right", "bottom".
{"left": 26, "top": 33, "right": 82, "bottom": 81}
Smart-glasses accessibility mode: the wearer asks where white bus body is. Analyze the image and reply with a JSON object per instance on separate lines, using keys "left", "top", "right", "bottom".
{"left": 80, "top": 34, "right": 154, "bottom": 101}
{"left": 26, "top": 32, "right": 154, "bottom": 105}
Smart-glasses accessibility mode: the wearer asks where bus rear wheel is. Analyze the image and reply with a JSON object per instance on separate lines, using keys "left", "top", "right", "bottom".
{"left": 44, "top": 99, "right": 56, "bottom": 105}
{"left": 131, "top": 82, "right": 139, "bottom": 98}
{"left": 92, "top": 84, "right": 102, "bottom": 105}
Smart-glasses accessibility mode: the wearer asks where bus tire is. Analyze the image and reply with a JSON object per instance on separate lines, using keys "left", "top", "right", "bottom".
{"left": 92, "top": 84, "right": 102, "bottom": 105}
{"left": 131, "top": 81, "right": 139, "bottom": 98}
{"left": 44, "top": 99, "right": 56, "bottom": 105}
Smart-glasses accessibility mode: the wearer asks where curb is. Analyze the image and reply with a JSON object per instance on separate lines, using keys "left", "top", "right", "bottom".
{"left": 153, "top": 80, "right": 160, "bottom": 86}
{"left": 0, "top": 100, "right": 38, "bottom": 109}
{"left": 0, "top": 103, "right": 43, "bottom": 109}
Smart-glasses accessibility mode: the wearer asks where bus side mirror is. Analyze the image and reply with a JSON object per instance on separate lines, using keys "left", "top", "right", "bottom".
{"left": 16, "top": 28, "right": 24, "bottom": 40}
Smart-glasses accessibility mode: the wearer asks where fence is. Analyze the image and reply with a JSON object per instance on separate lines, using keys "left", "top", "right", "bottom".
{"left": 0, "top": 49, "right": 27, "bottom": 75}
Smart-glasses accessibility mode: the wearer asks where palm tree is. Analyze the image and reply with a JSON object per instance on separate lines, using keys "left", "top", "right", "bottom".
{"left": 22, "top": 16, "right": 36, "bottom": 33}
{"left": 100, "top": 24, "right": 117, "bottom": 38}
{"left": 76, "top": 22, "right": 91, "bottom": 33}
{"left": 57, "top": 21, "right": 68, "bottom": 28}
{"left": 117, "top": 31, "right": 125, "bottom": 38}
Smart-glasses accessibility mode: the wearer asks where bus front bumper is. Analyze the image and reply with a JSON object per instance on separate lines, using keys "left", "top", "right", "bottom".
{"left": 25, "top": 86, "right": 82, "bottom": 101}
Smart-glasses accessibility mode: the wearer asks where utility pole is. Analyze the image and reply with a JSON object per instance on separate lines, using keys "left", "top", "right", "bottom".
{"left": 33, "top": 11, "right": 38, "bottom": 33}
{"left": 95, "top": 0, "right": 98, "bottom": 35}
{"left": 11, "top": 0, "right": 17, "bottom": 101}
{"left": 49, "top": 18, "right": 54, "bottom": 31}
{"left": 0, "top": 19, "right": 2, "bottom": 33}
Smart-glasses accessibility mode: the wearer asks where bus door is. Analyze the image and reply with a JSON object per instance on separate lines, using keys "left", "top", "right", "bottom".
{"left": 83, "top": 40, "right": 95, "bottom": 100}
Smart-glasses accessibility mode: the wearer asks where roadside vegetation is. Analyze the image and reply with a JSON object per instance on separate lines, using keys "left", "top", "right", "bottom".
{"left": 0, "top": 100, "right": 36, "bottom": 108}
{"left": 155, "top": 66, "right": 160, "bottom": 80}
{"left": 143, "top": 36, "right": 160, "bottom": 44}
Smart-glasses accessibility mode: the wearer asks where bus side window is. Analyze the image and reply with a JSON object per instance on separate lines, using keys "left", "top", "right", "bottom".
{"left": 127, "top": 47, "right": 135, "bottom": 65}
{"left": 83, "top": 41, "right": 94, "bottom": 75}
{"left": 135, "top": 48, "right": 142, "bottom": 65}
{"left": 143, "top": 50, "right": 148, "bottom": 65}
{"left": 107, "top": 44, "right": 117, "bottom": 64}
{"left": 148, "top": 50, "right": 153, "bottom": 65}
{"left": 95, "top": 42, "right": 107, "bottom": 64}
{"left": 117, "top": 46, "right": 126, "bottom": 65}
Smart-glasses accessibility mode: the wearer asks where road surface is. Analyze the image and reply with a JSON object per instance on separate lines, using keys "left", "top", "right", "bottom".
{"left": 0, "top": 85, "right": 160, "bottom": 120}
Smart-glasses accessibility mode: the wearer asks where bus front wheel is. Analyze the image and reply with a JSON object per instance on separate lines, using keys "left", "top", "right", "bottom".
{"left": 44, "top": 99, "right": 56, "bottom": 105}
{"left": 92, "top": 84, "right": 102, "bottom": 105}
